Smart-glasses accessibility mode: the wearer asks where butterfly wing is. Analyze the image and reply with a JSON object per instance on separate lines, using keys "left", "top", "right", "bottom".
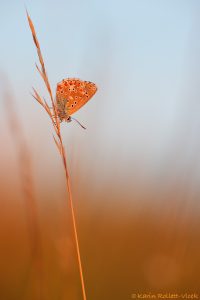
{"left": 56, "top": 78, "right": 97, "bottom": 119}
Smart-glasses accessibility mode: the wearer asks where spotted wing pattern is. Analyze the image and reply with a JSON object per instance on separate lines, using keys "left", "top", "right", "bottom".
{"left": 56, "top": 78, "right": 97, "bottom": 122}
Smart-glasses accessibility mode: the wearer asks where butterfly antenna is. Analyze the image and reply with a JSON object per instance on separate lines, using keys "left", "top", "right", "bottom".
{"left": 71, "top": 117, "right": 86, "bottom": 130}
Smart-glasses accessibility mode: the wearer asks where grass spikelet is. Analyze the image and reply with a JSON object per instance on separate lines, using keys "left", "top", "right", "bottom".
{"left": 26, "top": 11, "right": 87, "bottom": 300}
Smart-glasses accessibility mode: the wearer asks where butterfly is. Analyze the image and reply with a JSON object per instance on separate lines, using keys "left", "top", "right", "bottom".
{"left": 56, "top": 78, "right": 97, "bottom": 128}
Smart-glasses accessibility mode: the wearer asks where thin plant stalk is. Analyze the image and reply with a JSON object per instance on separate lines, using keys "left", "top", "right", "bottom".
{"left": 26, "top": 11, "right": 87, "bottom": 300}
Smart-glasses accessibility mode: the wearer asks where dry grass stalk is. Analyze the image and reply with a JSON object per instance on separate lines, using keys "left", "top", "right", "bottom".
{"left": 26, "top": 11, "right": 87, "bottom": 300}
{"left": 4, "top": 84, "right": 43, "bottom": 298}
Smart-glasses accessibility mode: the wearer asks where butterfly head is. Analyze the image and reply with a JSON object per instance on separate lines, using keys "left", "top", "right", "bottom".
{"left": 66, "top": 116, "right": 72, "bottom": 123}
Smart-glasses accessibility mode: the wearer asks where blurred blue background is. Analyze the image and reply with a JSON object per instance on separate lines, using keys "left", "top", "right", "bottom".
{"left": 1, "top": 1, "right": 200, "bottom": 184}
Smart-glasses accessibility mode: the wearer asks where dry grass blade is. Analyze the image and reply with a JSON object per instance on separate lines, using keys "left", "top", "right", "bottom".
{"left": 31, "top": 88, "right": 59, "bottom": 135}
{"left": 35, "top": 63, "right": 46, "bottom": 83}
{"left": 31, "top": 88, "right": 44, "bottom": 106}
{"left": 43, "top": 98, "right": 52, "bottom": 115}
{"left": 27, "top": 10, "right": 87, "bottom": 300}
{"left": 53, "top": 135, "right": 62, "bottom": 154}
{"left": 26, "top": 10, "right": 56, "bottom": 118}
{"left": 32, "top": 88, "right": 51, "bottom": 117}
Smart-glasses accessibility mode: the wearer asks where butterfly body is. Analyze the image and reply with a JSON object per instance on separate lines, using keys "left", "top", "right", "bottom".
{"left": 56, "top": 78, "right": 97, "bottom": 122}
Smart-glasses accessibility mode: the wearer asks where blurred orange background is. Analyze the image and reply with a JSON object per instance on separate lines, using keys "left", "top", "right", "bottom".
{"left": 1, "top": 1, "right": 200, "bottom": 299}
